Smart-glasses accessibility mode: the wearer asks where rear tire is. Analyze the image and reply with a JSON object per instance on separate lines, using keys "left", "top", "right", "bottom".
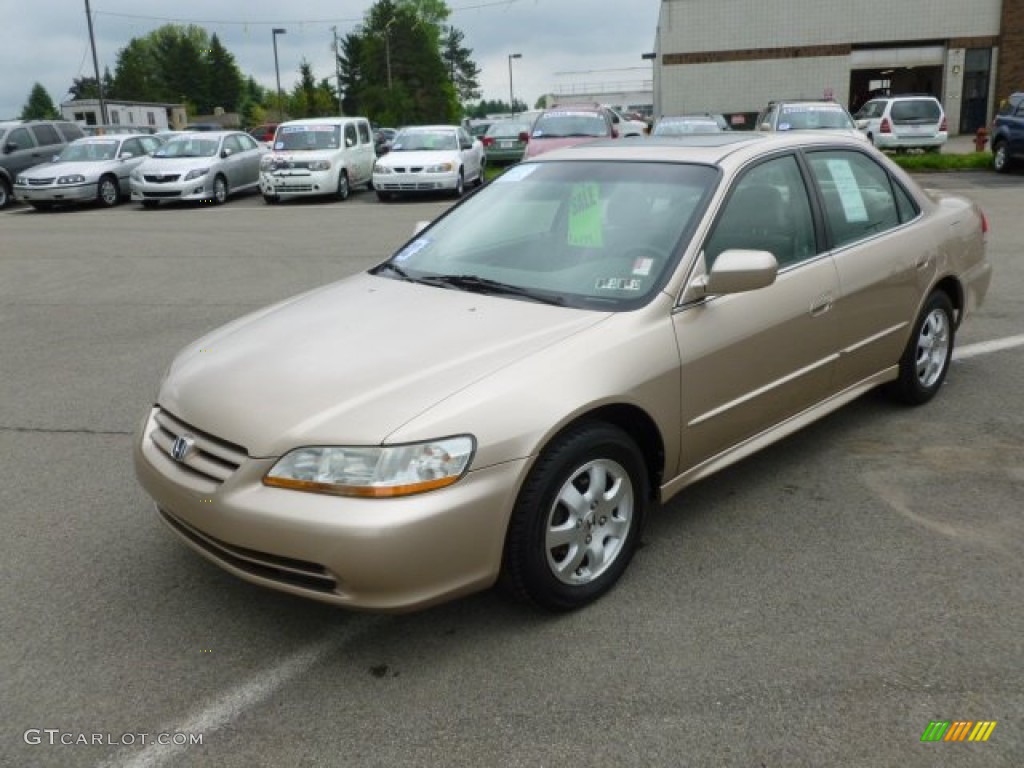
{"left": 889, "top": 291, "right": 955, "bottom": 405}
{"left": 501, "top": 423, "right": 647, "bottom": 611}
{"left": 335, "top": 171, "right": 350, "bottom": 201}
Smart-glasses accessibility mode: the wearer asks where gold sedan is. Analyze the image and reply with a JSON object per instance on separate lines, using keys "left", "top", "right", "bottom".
{"left": 134, "top": 132, "right": 991, "bottom": 612}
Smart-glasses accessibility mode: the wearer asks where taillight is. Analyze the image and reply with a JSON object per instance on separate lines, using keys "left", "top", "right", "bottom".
{"left": 880, "top": 117, "right": 892, "bottom": 133}
{"left": 939, "top": 115, "right": 947, "bottom": 132}
{"left": 981, "top": 210, "right": 989, "bottom": 235}
{"left": 482, "top": 136, "right": 493, "bottom": 147}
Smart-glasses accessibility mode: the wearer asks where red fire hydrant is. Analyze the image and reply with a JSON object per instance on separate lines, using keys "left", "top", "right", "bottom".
{"left": 974, "top": 127, "right": 988, "bottom": 152}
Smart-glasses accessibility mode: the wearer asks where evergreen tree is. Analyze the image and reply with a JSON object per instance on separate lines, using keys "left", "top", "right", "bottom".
{"left": 110, "top": 39, "right": 159, "bottom": 101}
{"left": 20, "top": 83, "right": 60, "bottom": 120}
{"left": 206, "top": 34, "right": 243, "bottom": 112}
{"left": 69, "top": 76, "right": 99, "bottom": 100}
{"left": 441, "top": 27, "right": 480, "bottom": 103}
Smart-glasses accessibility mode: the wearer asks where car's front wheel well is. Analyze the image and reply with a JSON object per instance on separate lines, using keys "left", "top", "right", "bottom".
{"left": 554, "top": 405, "right": 665, "bottom": 501}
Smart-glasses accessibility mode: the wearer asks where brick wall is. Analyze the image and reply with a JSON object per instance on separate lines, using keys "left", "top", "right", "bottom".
{"left": 997, "top": 0, "right": 1024, "bottom": 100}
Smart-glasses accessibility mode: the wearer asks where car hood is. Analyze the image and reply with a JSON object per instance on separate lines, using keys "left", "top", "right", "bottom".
{"left": 376, "top": 149, "right": 459, "bottom": 168}
{"left": 158, "top": 272, "right": 607, "bottom": 457}
{"left": 21, "top": 160, "right": 115, "bottom": 179}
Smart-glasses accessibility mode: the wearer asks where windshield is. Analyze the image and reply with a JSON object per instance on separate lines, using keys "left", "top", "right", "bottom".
{"left": 58, "top": 140, "right": 119, "bottom": 162}
{"left": 532, "top": 112, "right": 608, "bottom": 139}
{"left": 654, "top": 119, "right": 721, "bottom": 135}
{"left": 372, "top": 161, "right": 717, "bottom": 311}
{"left": 273, "top": 125, "right": 341, "bottom": 151}
{"left": 777, "top": 106, "right": 855, "bottom": 130}
{"left": 391, "top": 130, "right": 458, "bottom": 151}
{"left": 154, "top": 137, "right": 220, "bottom": 158}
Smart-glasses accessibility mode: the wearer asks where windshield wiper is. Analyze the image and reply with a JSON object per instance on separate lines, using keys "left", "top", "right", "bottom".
{"left": 417, "top": 274, "right": 564, "bottom": 305}
{"left": 372, "top": 262, "right": 418, "bottom": 282}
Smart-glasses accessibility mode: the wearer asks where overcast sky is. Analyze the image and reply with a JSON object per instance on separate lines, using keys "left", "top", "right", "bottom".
{"left": 0, "top": 0, "right": 661, "bottom": 120}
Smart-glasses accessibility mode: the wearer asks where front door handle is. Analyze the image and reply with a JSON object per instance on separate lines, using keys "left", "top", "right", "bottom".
{"left": 810, "top": 293, "right": 833, "bottom": 317}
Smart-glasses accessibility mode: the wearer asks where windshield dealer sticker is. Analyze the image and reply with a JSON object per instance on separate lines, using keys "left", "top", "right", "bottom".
{"left": 568, "top": 182, "right": 604, "bottom": 248}
{"left": 632, "top": 257, "right": 654, "bottom": 276}
{"left": 395, "top": 238, "right": 430, "bottom": 262}
{"left": 825, "top": 158, "right": 869, "bottom": 222}
{"left": 596, "top": 278, "right": 642, "bottom": 291}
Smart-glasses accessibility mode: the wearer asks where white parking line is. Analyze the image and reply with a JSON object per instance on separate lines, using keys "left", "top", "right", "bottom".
{"left": 954, "top": 333, "right": 1024, "bottom": 360}
{"left": 103, "top": 634, "right": 345, "bottom": 768}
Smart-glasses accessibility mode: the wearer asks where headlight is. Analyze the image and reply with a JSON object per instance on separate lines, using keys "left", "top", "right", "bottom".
{"left": 130, "top": 170, "right": 143, "bottom": 182}
{"left": 264, "top": 436, "right": 475, "bottom": 497}
{"left": 184, "top": 168, "right": 209, "bottom": 181}
{"left": 308, "top": 160, "right": 331, "bottom": 171}
{"left": 373, "top": 163, "right": 393, "bottom": 174}
{"left": 260, "top": 156, "right": 276, "bottom": 170}
{"left": 57, "top": 174, "right": 86, "bottom": 185}
{"left": 425, "top": 162, "right": 454, "bottom": 173}
{"left": 15, "top": 176, "right": 27, "bottom": 186}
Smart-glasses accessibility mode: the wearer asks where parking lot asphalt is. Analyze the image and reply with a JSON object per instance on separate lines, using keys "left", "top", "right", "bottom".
{"left": 1, "top": 178, "right": 1022, "bottom": 767}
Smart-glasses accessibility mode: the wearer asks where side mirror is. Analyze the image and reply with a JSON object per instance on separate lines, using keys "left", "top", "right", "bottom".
{"left": 692, "top": 249, "right": 778, "bottom": 297}
{"left": 120, "top": 152, "right": 134, "bottom": 160}
{"left": 3, "top": 142, "right": 15, "bottom": 154}
{"left": 221, "top": 148, "right": 233, "bottom": 158}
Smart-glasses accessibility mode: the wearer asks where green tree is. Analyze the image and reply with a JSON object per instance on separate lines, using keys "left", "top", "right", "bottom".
{"left": 20, "top": 83, "right": 60, "bottom": 120}
{"left": 69, "top": 76, "right": 99, "bottom": 100}
{"left": 441, "top": 27, "right": 480, "bottom": 103}
{"left": 110, "top": 38, "right": 159, "bottom": 101}
{"left": 206, "top": 34, "right": 243, "bottom": 112}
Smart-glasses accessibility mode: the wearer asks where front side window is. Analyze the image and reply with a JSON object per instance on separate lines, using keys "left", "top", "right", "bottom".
{"left": 806, "top": 150, "right": 902, "bottom": 248}
{"left": 358, "top": 121, "right": 371, "bottom": 145}
{"left": 703, "top": 155, "right": 817, "bottom": 271}
{"left": 5, "top": 128, "right": 34, "bottom": 151}
{"left": 371, "top": 161, "right": 717, "bottom": 311}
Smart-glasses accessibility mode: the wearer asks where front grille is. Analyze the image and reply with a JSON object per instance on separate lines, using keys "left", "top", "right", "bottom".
{"left": 149, "top": 407, "right": 247, "bottom": 487}
{"left": 159, "top": 508, "right": 338, "bottom": 594}
{"left": 29, "top": 178, "right": 55, "bottom": 186}
{"left": 391, "top": 166, "right": 425, "bottom": 173}
{"left": 143, "top": 191, "right": 182, "bottom": 198}
{"left": 277, "top": 184, "right": 315, "bottom": 192}
{"left": 144, "top": 174, "right": 181, "bottom": 183}
{"left": 380, "top": 182, "right": 441, "bottom": 191}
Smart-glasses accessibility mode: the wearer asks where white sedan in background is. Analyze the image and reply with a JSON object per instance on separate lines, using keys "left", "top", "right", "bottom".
{"left": 15, "top": 134, "right": 162, "bottom": 210}
{"left": 373, "top": 125, "right": 484, "bottom": 201}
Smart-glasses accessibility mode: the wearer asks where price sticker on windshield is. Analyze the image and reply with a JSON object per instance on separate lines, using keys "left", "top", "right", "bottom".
{"left": 568, "top": 183, "right": 604, "bottom": 248}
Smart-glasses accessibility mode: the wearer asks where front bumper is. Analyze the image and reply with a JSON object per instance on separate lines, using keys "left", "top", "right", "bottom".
{"left": 260, "top": 169, "right": 335, "bottom": 198}
{"left": 131, "top": 176, "right": 214, "bottom": 203}
{"left": 15, "top": 182, "right": 96, "bottom": 204}
{"left": 133, "top": 406, "right": 525, "bottom": 612}
{"left": 373, "top": 170, "right": 458, "bottom": 194}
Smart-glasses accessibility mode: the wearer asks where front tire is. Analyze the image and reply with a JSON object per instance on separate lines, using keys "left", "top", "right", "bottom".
{"left": 29, "top": 202, "right": 54, "bottom": 211}
{"left": 262, "top": 193, "right": 280, "bottom": 205}
{"left": 451, "top": 170, "right": 464, "bottom": 198}
{"left": 993, "top": 140, "right": 1011, "bottom": 173}
{"left": 97, "top": 175, "right": 120, "bottom": 207}
{"left": 0, "top": 178, "right": 11, "bottom": 209}
{"left": 501, "top": 423, "right": 647, "bottom": 611}
{"left": 336, "top": 170, "right": 350, "bottom": 201}
{"left": 211, "top": 175, "right": 228, "bottom": 205}
{"left": 889, "top": 291, "right": 955, "bottom": 405}
{"left": 376, "top": 190, "right": 392, "bottom": 202}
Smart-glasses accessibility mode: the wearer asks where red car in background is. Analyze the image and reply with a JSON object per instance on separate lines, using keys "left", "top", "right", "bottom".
{"left": 522, "top": 104, "right": 617, "bottom": 159}
{"left": 247, "top": 124, "right": 279, "bottom": 144}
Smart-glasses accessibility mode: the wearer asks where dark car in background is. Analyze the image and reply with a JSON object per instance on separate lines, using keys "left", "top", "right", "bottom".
{"left": 0, "top": 119, "right": 86, "bottom": 208}
{"left": 990, "top": 92, "right": 1024, "bottom": 172}
{"left": 481, "top": 119, "right": 532, "bottom": 165}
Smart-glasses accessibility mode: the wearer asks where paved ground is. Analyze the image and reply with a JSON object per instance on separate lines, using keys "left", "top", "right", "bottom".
{"left": 0, "top": 176, "right": 1021, "bottom": 767}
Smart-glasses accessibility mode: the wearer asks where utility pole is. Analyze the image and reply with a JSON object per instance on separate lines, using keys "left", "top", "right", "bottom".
{"left": 83, "top": 0, "right": 107, "bottom": 125}
{"left": 332, "top": 26, "right": 344, "bottom": 116}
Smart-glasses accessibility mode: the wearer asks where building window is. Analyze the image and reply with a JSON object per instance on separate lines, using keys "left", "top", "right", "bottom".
{"left": 147, "top": 111, "right": 156, "bottom": 126}
{"left": 111, "top": 111, "right": 120, "bottom": 125}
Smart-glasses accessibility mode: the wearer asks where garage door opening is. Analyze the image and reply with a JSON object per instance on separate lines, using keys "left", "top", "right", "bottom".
{"left": 849, "top": 66, "right": 943, "bottom": 114}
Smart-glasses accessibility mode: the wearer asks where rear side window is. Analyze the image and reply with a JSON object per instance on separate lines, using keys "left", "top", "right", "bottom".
{"left": 344, "top": 123, "right": 357, "bottom": 148}
{"left": 59, "top": 123, "right": 85, "bottom": 141}
{"left": 357, "top": 121, "right": 371, "bottom": 145}
{"left": 30, "top": 124, "right": 62, "bottom": 146}
{"left": 890, "top": 100, "right": 941, "bottom": 122}
{"left": 806, "top": 150, "right": 901, "bottom": 248}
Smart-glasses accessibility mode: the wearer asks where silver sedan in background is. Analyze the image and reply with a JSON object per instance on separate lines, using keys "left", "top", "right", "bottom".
{"left": 14, "top": 134, "right": 163, "bottom": 210}
{"left": 130, "top": 131, "right": 264, "bottom": 208}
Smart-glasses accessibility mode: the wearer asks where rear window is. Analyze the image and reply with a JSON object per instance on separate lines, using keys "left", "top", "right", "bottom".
{"left": 30, "top": 124, "right": 62, "bottom": 146}
{"left": 59, "top": 123, "right": 85, "bottom": 141}
{"left": 890, "top": 100, "right": 941, "bottom": 122}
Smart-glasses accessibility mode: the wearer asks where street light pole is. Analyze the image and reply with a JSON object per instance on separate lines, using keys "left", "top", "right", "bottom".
{"left": 272, "top": 28, "right": 287, "bottom": 121}
{"left": 508, "top": 53, "right": 522, "bottom": 115}
{"left": 83, "top": 0, "right": 107, "bottom": 125}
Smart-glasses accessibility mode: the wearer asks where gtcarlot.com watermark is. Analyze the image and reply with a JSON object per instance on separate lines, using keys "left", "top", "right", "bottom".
{"left": 24, "top": 728, "right": 203, "bottom": 747}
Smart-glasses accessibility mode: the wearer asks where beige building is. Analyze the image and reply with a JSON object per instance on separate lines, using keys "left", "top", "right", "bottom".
{"left": 653, "top": 0, "right": 1023, "bottom": 134}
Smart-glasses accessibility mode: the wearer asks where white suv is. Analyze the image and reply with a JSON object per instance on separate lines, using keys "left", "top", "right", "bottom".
{"left": 854, "top": 95, "right": 947, "bottom": 152}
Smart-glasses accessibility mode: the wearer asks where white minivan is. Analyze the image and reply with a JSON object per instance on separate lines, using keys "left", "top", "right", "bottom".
{"left": 259, "top": 117, "right": 375, "bottom": 203}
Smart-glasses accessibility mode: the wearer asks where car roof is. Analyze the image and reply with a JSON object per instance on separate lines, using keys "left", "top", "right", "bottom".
{"left": 278, "top": 117, "right": 364, "bottom": 126}
{"left": 529, "top": 131, "right": 870, "bottom": 167}
{"left": 401, "top": 125, "right": 459, "bottom": 132}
